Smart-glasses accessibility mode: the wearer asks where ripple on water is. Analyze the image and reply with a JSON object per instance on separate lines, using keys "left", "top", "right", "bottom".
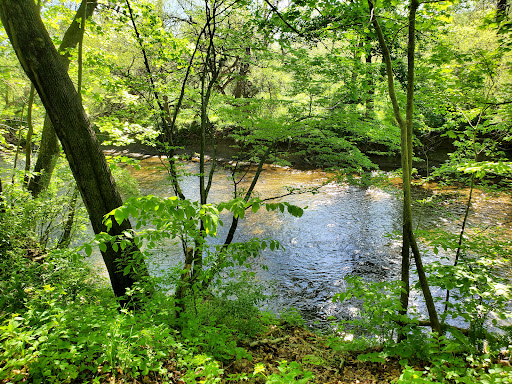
{"left": 121, "top": 159, "right": 512, "bottom": 328}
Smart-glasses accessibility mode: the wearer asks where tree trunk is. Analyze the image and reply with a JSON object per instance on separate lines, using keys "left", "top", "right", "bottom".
{"left": 193, "top": 7, "right": 220, "bottom": 282}
{"left": 0, "top": 0, "right": 146, "bottom": 302}
{"left": 12, "top": 103, "right": 25, "bottom": 184}
{"left": 24, "top": 85, "right": 36, "bottom": 187}
{"left": 0, "top": 176, "right": 5, "bottom": 214}
{"left": 28, "top": 0, "right": 97, "bottom": 197}
{"left": 234, "top": 47, "right": 251, "bottom": 99}
{"left": 57, "top": 186, "right": 80, "bottom": 249}
{"left": 174, "top": 246, "right": 194, "bottom": 319}
{"left": 28, "top": 114, "right": 59, "bottom": 196}
{"left": 364, "top": 44, "right": 374, "bottom": 118}
{"left": 368, "top": 0, "right": 441, "bottom": 334}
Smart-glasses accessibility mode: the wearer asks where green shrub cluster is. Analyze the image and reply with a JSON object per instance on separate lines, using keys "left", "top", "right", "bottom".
{"left": 0, "top": 171, "right": 315, "bottom": 383}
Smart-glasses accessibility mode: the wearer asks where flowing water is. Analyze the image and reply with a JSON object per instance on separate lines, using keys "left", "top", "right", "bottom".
{"left": 2, "top": 151, "right": 510, "bottom": 328}
{"left": 123, "top": 157, "right": 512, "bottom": 328}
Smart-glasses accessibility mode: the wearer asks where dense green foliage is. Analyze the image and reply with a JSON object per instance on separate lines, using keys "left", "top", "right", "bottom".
{"left": 0, "top": 166, "right": 311, "bottom": 383}
{"left": 1, "top": 0, "right": 512, "bottom": 382}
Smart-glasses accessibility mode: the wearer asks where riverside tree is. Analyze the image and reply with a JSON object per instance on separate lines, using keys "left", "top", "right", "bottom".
{"left": 0, "top": 0, "right": 148, "bottom": 303}
{"left": 27, "top": 0, "right": 99, "bottom": 197}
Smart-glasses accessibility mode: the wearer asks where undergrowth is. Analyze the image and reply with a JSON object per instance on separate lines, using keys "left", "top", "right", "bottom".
{"left": 1, "top": 162, "right": 512, "bottom": 383}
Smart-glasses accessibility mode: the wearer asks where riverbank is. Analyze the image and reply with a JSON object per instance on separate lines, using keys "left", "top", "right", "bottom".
{"left": 1, "top": 156, "right": 512, "bottom": 383}
{"left": 0, "top": 224, "right": 406, "bottom": 383}
{"left": 1, "top": 234, "right": 510, "bottom": 384}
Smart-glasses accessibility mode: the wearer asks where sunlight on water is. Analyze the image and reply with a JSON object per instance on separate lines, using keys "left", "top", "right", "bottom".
{"left": 127, "top": 158, "right": 405, "bottom": 327}
{"left": 94, "top": 157, "right": 512, "bottom": 328}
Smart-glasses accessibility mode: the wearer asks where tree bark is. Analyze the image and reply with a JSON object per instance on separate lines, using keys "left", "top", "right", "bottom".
{"left": 28, "top": 114, "right": 59, "bottom": 196}
{"left": 364, "top": 43, "right": 374, "bottom": 118}
{"left": 0, "top": 0, "right": 146, "bottom": 301}
{"left": 28, "top": 0, "right": 97, "bottom": 197}
{"left": 57, "top": 186, "right": 80, "bottom": 249}
{"left": 0, "top": 176, "right": 5, "bottom": 214}
{"left": 12, "top": 103, "right": 25, "bottom": 184}
{"left": 223, "top": 144, "right": 274, "bottom": 247}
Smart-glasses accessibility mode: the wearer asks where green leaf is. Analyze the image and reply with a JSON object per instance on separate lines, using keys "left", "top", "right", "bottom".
{"left": 114, "top": 209, "right": 125, "bottom": 225}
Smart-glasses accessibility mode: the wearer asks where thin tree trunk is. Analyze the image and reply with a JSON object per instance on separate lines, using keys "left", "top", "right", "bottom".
{"left": 368, "top": 0, "right": 441, "bottom": 334}
{"left": 174, "top": 246, "right": 194, "bottom": 320}
{"left": 365, "top": 45, "right": 374, "bottom": 117}
{"left": 24, "top": 85, "right": 36, "bottom": 187}
{"left": 364, "top": 36, "right": 375, "bottom": 118}
{"left": 368, "top": 0, "right": 409, "bottom": 314}
{"left": 444, "top": 174, "right": 475, "bottom": 313}
{"left": 57, "top": 3, "right": 87, "bottom": 250}
{"left": 28, "top": 114, "right": 59, "bottom": 196}
{"left": 28, "top": 0, "right": 97, "bottom": 197}
{"left": 193, "top": 144, "right": 274, "bottom": 291}
{"left": 223, "top": 144, "right": 274, "bottom": 247}
{"left": 126, "top": 0, "right": 188, "bottom": 200}
{"left": 12, "top": 103, "right": 25, "bottom": 184}
{"left": 23, "top": 0, "right": 41, "bottom": 188}
{"left": 194, "top": 6, "right": 219, "bottom": 282}
{"left": 163, "top": 25, "right": 206, "bottom": 201}
{"left": 0, "top": 176, "right": 5, "bottom": 214}
{"left": 405, "top": 0, "right": 440, "bottom": 334}
{"left": 0, "top": 0, "right": 147, "bottom": 303}
{"left": 57, "top": 186, "right": 80, "bottom": 249}
{"left": 350, "top": 39, "right": 361, "bottom": 103}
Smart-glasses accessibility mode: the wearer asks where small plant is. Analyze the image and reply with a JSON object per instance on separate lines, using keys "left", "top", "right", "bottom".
{"left": 420, "top": 227, "right": 512, "bottom": 352}
{"left": 253, "top": 361, "right": 314, "bottom": 383}
{"left": 279, "top": 307, "right": 305, "bottom": 327}
{"left": 332, "top": 276, "right": 409, "bottom": 347}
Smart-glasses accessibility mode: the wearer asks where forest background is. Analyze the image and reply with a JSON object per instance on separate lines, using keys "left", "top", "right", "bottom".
{"left": 1, "top": 0, "right": 512, "bottom": 383}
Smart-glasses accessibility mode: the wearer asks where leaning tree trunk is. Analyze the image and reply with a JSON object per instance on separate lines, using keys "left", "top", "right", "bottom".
{"left": 0, "top": 0, "right": 147, "bottom": 301}
{"left": 28, "top": 0, "right": 97, "bottom": 197}
{"left": 24, "top": 85, "right": 36, "bottom": 187}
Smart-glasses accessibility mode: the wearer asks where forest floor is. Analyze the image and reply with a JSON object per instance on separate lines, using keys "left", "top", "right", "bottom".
{"left": 95, "top": 323, "right": 403, "bottom": 384}
{"left": 225, "top": 324, "right": 402, "bottom": 384}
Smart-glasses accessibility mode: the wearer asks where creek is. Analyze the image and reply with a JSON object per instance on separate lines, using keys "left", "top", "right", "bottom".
{"left": 117, "top": 156, "right": 511, "bottom": 329}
